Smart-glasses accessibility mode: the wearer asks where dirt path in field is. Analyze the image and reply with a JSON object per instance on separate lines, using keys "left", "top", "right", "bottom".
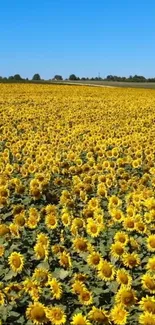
{"left": 65, "top": 82, "right": 115, "bottom": 88}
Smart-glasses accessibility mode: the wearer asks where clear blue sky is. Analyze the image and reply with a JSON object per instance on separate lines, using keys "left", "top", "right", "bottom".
{"left": 0, "top": 0, "right": 155, "bottom": 79}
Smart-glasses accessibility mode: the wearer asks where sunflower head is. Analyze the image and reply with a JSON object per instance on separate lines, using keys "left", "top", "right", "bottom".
{"left": 26, "top": 302, "right": 48, "bottom": 324}
{"left": 46, "top": 306, "right": 66, "bottom": 325}
{"left": 88, "top": 306, "right": 109, "bottom": 324}
{"left": 8, "top": 251, "right": 24, "bottom": 273}
{"left": 111, "top": 305, "right": 129, "bottom": 325}
{"left": 115, "top": 287, "right": 137, "bottom": 307}
{"left": 98, "top": 259, "right": 115, "bottom": 281}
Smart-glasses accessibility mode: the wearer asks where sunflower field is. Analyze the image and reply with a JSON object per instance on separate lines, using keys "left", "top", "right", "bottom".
{"left": 0, "top": 84, "right": 155, "bottom": 325}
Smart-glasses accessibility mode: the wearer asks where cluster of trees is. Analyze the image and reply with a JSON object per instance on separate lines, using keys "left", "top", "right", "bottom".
{"left": 1, "top": 73, "right": 155, "bottom": 83}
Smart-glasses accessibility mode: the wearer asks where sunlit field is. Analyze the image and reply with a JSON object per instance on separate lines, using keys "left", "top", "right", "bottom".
{"left": 1, "top": 84, "right": 155, "bottom": 325}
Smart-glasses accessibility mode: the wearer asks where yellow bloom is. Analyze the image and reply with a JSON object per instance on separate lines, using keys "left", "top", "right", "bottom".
{"left": 139, "top": 296, "right": 155, "bottom": 314}
{"left": 122, "top": 252, "right": 140, "bottom": 269}
{"left": 114, "top": 232, "right": 128, "bottom": 245}
{"left": 147, "top": 235, "right": 155, "bottom": 252}
{"left": 98, "top": 259, "right": 115, "bottom": 281}
{"left": 47, "top": 307, "right": 66, "bottom": 325}
{"left": 139, "top": 311, "right": 155, "bottom": 325}
{"left": 87, "top": 251, "right": 101, "bottom": 268}
{"left": 49, "top": 278, "right": 62, "bottom": 299}
{"left": 71, "top": 313, "right": 91, "bottom": 325}
{"left": 73, "top": 237, "right": 90, "bottom": 253}
{"left": 8, "top": 252, "right": 24, "bottom": 273}
{"left": 0, "top": 290, "right": 5, "bottom": 305}
{"left": 26, "top": 302, "right": 48, "bottom": 324}
{"left": 79, "top": 290, "right": 93, "bottom": 306}
{"left": 72, "top": 280, "right": 85, "bottom": 295}
{"left": 142, "top": 273, "right": 155, "bottom": 293}
{"left": 146, "top": 257, "right": 155, "bottom": 271}
{"left": 116, "top": 269, "right": 132, "bottom": 287}
{"left": 110, "top": 305, "right": 128, "bottom": 325}
{"left": 88, "top": 306, "right": 109, "bottom": 324}
{"left": 0, "top": 245, "right": 5, "bottom": 257}
{"left": 111, "top": 242, "right": 125, "bottom": 258}
{"left": 45, "top": 213, "right": 58, "bottom": 229}
{"left": 59, "top": 251, "right": 72, "bottom": 268}
{"left": 34, "top": 243, "right": 48, "bottom": 260}
{"left": 32, "top": 268, "right": 49, "bottom": 286}
{"left": 115, "top": 287, "right": 137, "bottom": 307}
{"left": 86, "top": 218, "right": 102, "bottom": 237}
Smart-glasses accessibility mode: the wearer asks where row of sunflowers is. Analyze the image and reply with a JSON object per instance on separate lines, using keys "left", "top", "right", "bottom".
{"left": 0, "top": 84, "right": 155, "bottom": 324}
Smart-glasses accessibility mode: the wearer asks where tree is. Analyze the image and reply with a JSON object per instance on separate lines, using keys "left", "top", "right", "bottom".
{"left": 32, "top": 74, "right": 41, "bottom": 81}
{"left": 53, "top": 75, "right": 63, "bottom": 81}
{"left": 14, "top": 74, "right": 22, "bottom": 80}
{"left": 69, "top": 74, "right": 78, "bottom": 80}
{"left": 8, "top": 76, "right": 14, "bottom": 80}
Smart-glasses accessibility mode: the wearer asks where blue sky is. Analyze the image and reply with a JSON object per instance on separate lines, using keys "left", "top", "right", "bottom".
{"left": 0, "top": 0, "right": 155, "bottom": 79}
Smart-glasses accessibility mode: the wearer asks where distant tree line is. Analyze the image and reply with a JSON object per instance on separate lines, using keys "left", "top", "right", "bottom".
{"left": 1, "top": 73, "right": 155, "bottom": 83}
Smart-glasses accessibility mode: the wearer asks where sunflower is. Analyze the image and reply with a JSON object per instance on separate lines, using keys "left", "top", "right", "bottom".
{"left": 142, "top": 273, "right": 155, "bottom": 293}
{"left": 13, "top": 204, "right": 24, "bottom": 215}
{"left": 49, "top": 278, "right": 62, "bottom": 299}
{"left": 37, "top": 233, "right": 50, "bottom": 247}
{"left": 0, "top": 245, "right": 4, "bottom": 257}
{"left": 147, "top": 257, "right": 155, "bottom": 271}
{"left": 26, "top": 302, "right": 48, "bottom": 324}
{"left": 86, "top": 219, "right": 102, "bottom": 237}
{"left": 109, "top": 195, "right": 122, "bottom": 208}
{"left": 116, "top": 269, "right": 132, "bottom": 287}
{"left": 0, "top": 224, "right": 10, "bottom": 236}
{"left": 72, "top": 218, "right": 85, "bottom": 230}
{"left": 98, "top": 259, "right": 115, "bottom": 281}
{"left": 61, "top": 212, "right": 71, "bottom": 226}
{"left": 73, "top": 237, "right": 90, "bottom": 253}
{"left": 97, "top": 184, "right": 107, "bottom": 198}
{"left": 4, "top": 282, "right": 22, "bottom": 301}
{"left": 47, "top": 306, "right": 66, "bottom": 325}
{"left": 115, "top": 287, "right": 137, "bottom": 307}
{"left": 129, "top": 237, "right": 140, "bottom": 250}
{"left": 123, "top": 217, "right": 135, "bottom": 231}
{"left": 0, "top": 290, "right": 5, "bottom": 305}
{"left": 71, "top": 313, "right": 91, "bottom": 325}
{"left": 73, "top": 273, "right": 88, "bottom": 282}
{"left": 110, "top": 305, "right": 129, "bottom": 325}
{"left": 87, "top": 197, "right": 100, "bottom": 211}
{"left": 110, "top": 208, "right": 124, "bottom": 223}
{"left": 14, "top": 212, "right": 26, "bottom": 227}
{"left": 147, "top": 235, "right": 155, "bottom": 252}
{"left": 139, "top": 296, "right": 155, "bottom": 314}
{"left": 8, "top": 252, "right": 24, "bottom": 273}
{"left": 111, "top": 242, "right": 125, "bottom": 258}
{"left": 23, "top": 278, "right": 41, "bottom": 301}
{"left": 45, "top": 204, "right": 57, "bottom": 214}
{"left": 32, "top": 268, "right": 50, "bottom": 286}
{"left": 72, "top": 280, "right": 86, "bottom": 295}
{"left": 114, "top": 232, "right": 128, "bottom": 245}
{"left": 27, "top": 215, "right": 39, "bottom": 229}
{"left": 34, "top": 243, "right": 48, "bottom": 260}
{"left": 59, "top": 251, "right": 72, "bottom": 268}
{"left": 79, "top": 290, "right": 93, "bottom": 306}
{"left": 122, "top": 252, "right": 140, "bottom": 269}
{"left": 135, "top": 221, "right": 147, "bottom": 234}
{"left": 9, "top": 223, "right": 20, "bottom": 237}
{"left": 88, "top": 306, "right": 109, "bottom": 324}
{"left": 87, "top": 251, "right": 101, "bottom": 268}
{"left": 139, "top": 311, "right": 155, "bottom": 325}
{"left": 45, "top": 213, "right": 58, "bottom": 229}
{"left": 30, "top": 187, "right": 41, "bottom": 200}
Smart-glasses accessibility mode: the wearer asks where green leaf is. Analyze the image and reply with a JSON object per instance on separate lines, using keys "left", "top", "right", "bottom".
{"left": 4, "top": 270, "right": 17, "bottom": 280}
